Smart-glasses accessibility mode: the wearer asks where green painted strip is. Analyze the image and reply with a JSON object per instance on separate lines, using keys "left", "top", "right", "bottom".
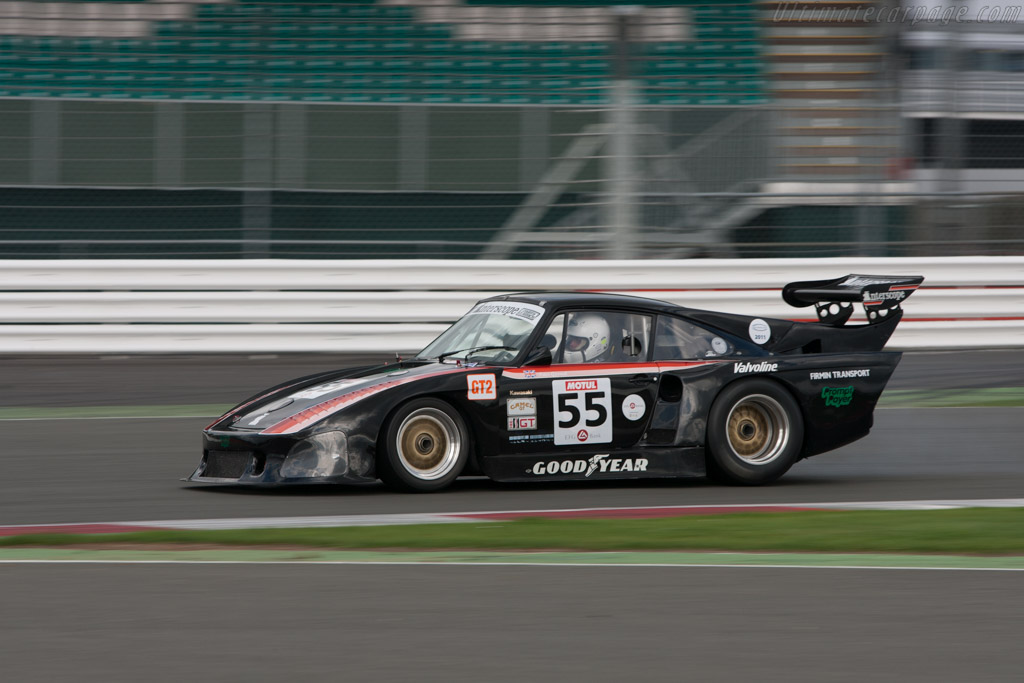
{"left": 1, "top": 547, "right": 1023, "bottom": 570}
{"left": 0, "top": 405, "right": 230, "bottom": 420}
{"left": 880, "top": 388, "right": 1024, "bottom": 408}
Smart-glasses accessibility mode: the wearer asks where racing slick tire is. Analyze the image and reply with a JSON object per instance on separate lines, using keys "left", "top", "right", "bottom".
{"left": 378, "top": 398, "right": 470, "bottom": 492}
{"left": 706, "top": 379, "right": 803, "bottom": 485}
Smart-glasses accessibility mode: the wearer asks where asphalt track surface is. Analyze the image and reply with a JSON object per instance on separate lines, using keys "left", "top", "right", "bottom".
{"left": 1, "top": 564, "right": 1021, "bottom": 682}
{"left": 2, "top": 406, "right": 1024, "bottom": 526}
{"left": 1, "top": 349, "right": 1022, "bottom": 526}
{"left": 2, "top": 350, "right": 1022, "bottom": 682}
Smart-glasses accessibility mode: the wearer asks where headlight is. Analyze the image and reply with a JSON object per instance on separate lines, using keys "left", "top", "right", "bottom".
{"left": 281, "top": 430, "right": 348, "bottom": 478}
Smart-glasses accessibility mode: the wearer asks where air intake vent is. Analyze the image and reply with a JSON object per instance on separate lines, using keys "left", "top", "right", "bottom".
{"left": 202, "top": 451, "right": 251, "bottom": 479}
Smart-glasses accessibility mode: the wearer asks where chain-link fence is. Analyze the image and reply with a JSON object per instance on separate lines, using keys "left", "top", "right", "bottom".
{"left": 0, "top": 0, "right": 1022, "bottom": 258}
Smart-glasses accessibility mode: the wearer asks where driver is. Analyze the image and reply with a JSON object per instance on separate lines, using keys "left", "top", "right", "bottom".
{"left": 563, "top": 312, "right": 611, "bottom": 363}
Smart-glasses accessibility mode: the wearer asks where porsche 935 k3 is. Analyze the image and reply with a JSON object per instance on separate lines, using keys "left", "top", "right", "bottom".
{"left": 189, "top": 274, "right": 922, "bottom": 491}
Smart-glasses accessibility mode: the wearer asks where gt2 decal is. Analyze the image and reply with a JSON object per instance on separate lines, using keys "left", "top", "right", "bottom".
{"left": 552, "top": 378, "right": 612, "bottom": 445}
{"left": 529, "top": 454, "right": 649, "bottom": 476}
{"left": 466, "top": 374, "right": 497, "bottom": 401}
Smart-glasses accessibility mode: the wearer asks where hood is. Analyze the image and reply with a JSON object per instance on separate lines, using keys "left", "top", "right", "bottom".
{"left": 207, "top": 361, "right": 460, "bottom": 435}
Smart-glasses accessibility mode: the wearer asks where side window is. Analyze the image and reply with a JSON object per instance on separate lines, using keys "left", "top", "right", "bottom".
{"left": 539, "top": 314, "right": 565, "bottom": 361}
{"left": 553, "top": 311, "right": 652, "bottom": 364}
{"left": 654, "top": 316, "right": 737, "bottom": 360}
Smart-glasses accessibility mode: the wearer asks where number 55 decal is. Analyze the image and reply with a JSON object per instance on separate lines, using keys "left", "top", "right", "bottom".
{"left": 552, "top": 377, "right": 612, "bottom": 445}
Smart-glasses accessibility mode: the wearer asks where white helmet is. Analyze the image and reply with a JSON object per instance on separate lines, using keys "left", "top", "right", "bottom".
{"left": 563, "top": 313, "right": 610, "bottom": 363}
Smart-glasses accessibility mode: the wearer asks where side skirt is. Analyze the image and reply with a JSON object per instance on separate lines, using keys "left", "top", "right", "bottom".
{"left": 482, "top": 447, "right": 706, "bottom": 483}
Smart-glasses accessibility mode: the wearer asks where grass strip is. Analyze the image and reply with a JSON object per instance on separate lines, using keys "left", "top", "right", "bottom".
{"left": 879, "top": 387, "right": 1024, "bottom": 408}
{"left": 3, "top": 509, "right": 1024, "bottom": 555}
{"left": 0, "top": 405, "right": 230, "bottom": 420}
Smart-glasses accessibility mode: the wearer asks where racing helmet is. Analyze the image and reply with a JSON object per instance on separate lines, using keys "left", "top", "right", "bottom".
{"left": 563, "top": 312, "right": 610, "bottom": 363}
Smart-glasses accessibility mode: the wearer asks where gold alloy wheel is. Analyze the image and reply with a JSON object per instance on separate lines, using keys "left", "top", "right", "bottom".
{"left": 395, "top": 407, "right": 462, "bottom": 480}
{"left": 725, "top": 394, "right": 790, "bottom": 465}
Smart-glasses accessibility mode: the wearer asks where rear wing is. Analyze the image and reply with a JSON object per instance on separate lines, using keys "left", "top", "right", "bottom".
{"left": 783, "top": 274, "right": 924, "bottom": 326}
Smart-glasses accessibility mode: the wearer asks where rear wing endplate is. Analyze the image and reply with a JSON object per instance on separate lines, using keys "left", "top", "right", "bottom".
{"left": 782, "top": 274, "right": 924, "bottom": 326}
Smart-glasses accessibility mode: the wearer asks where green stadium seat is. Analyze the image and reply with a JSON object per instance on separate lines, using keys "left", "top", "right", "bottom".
{"left": 225, "top": 58, "right": 259, "bottom": 72}
{"left": 310, "top": 7, "right": 343, "bottom": 19}
{"left": 308, "top": 25, "right": 341, "bottom": 37}
{"left": 195, "top": 22, "right": 227, "bottom": 36}
{"left": 0, "top": 36, "right": 29, "bottom": 51}
{"left": 150, "top": 39, "right": 183, "bottom": 54}
{"left": 140, "top": 73, "right": 178, "bottom": 90}
{"left": 306, "top": 42, "right": 340, "bottom": 54}
{"left": 0, "top": 2, "right": 768, "bottom": 106}
{"left": 227, "top": 24, "right": 261, "bottom": 36}
{"left": 498, "top": 59, "right": 532, "bottom": 72}
{"left": 269, "top": 5, "right": 302, "bottom": 18}
{"left": 574, "top": 43, "right": 610, "bottom": 56}
{"left": 695, "top": 26, "right": 726, "bottom": 39}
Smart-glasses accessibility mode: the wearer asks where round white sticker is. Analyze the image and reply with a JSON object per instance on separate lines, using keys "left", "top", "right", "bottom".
{"left": 622, "top": 394, "right": 646, "bottom": 421}
{"left": 711, "top": 337, "right": 728, "bottom": 355}
{"left": 748, "top": 319, "right": 771, "bottom": 345}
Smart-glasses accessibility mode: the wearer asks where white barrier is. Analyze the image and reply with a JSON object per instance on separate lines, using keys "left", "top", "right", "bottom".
{"left": 3, "top": 256, "right": 1024, "bottom": 290}
{"left": 1, "top": 257, "right": 1023, "bottom": 352}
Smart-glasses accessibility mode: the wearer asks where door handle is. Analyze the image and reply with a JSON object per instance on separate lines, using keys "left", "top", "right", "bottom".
{"left": 629, "top": 374, "right": 657, "bottom": 386}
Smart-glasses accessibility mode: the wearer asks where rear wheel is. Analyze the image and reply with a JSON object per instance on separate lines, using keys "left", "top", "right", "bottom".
{"left": 706, "top": 379, "right": 803, "bottom": 485}
{"left": 378, "top": 398, "right": 470, "bottom": 492}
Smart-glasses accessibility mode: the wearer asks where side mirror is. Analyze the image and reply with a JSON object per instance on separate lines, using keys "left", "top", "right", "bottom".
{"left": 524, "top": 345, "right": 553, "bottom": 366}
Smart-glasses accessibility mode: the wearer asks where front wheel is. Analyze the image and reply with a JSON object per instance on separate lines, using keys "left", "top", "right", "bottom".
{"left": 706, "top": 379, "right": 803, "bottom": 485}
{"left": 378, "top": 398, "right": 470, "bottom": 492}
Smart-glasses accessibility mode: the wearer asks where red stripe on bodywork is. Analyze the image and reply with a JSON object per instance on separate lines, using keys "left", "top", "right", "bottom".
{"left": 260, "top": 368, "right": 466, "bottom": 435}
{"left": 204, "top": 378, "right": 310, "bottom": 430}
{"left": 503, "top": 361, "right": 719, "bottom": 379}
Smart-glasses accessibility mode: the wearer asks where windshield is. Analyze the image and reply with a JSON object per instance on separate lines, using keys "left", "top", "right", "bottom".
{"left": 416, "top": 301, "right": 546, "bottom": 363}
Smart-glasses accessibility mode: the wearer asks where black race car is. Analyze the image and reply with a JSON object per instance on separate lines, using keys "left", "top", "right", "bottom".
{"left": 189, "top": 274, "right": 923, "bottom": 491}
